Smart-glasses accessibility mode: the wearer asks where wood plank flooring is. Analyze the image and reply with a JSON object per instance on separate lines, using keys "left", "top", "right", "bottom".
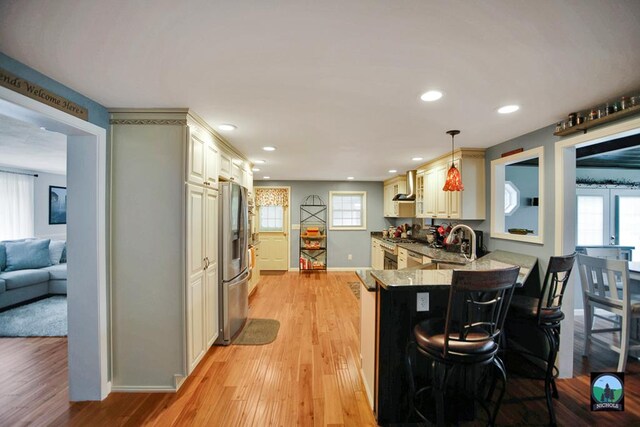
{"left": 0, "top": 271, "right": 639, "bottom": 426}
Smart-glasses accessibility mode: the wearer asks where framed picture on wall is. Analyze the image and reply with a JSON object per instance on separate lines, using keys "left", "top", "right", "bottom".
{"left": 49, "top": 186, "right": 67, "bottom": 225}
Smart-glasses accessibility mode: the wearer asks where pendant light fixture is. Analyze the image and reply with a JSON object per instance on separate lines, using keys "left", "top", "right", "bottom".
{"left": 442, "top": 130, "right": 464, "bottom": 191}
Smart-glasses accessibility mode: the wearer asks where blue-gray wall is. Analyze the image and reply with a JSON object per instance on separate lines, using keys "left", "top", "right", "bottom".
{"left": 255, "top": 180, "right": 392, "bottom": 268}
{"left": 0, "top": 52, "right": 109, "bottom": 129}
{"left": 477, "top": 125, "right": 559, "bottom": 294}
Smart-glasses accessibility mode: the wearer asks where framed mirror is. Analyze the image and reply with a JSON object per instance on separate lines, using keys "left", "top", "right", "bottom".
{"left": 491, "top": 146, "right": 544, "bottom": 244}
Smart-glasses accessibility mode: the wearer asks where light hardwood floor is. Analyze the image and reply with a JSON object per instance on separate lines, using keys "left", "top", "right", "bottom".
{"left": 1, "top": 272, "right": 639, "bottom": 426}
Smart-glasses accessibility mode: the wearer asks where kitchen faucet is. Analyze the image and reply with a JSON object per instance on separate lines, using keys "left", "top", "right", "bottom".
{"left": 445, "top": 224, "right": 477, "bottom": 261}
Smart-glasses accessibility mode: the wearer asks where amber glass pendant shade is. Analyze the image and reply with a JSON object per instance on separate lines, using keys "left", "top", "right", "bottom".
{"left": 443, "top": 165, "right": 464, "bottom": 191}
{"left": 442, "top": 129, "right": 464, "bottom": 191}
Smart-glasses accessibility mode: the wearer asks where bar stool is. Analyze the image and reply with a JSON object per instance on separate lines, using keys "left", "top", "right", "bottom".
{"left": 507, "top": 253, "right": 576, "bottom": 426}
{"left": 407, "top": 266, "right": 520, "bottom": 426}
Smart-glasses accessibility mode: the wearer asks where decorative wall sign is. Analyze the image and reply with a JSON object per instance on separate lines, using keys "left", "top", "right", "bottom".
{"left": 0, "top": 67, "right": 88, "bottom": 120}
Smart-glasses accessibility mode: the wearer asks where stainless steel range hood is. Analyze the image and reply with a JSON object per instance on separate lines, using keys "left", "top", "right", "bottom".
{"left": 392, "top": 170, "right": 416, "bottom": 201}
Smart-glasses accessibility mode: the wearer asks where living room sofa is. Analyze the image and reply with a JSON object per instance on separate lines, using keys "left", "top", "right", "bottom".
{"left": 0, "top": 238, "right": 67, "bottom": 310}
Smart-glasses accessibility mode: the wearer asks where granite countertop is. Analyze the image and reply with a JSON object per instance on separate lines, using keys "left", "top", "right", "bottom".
{"left": 355, "top": 269, "right": 377, "bottom": 292}
{"left": 370, "top": 250, "right": 538, "bottom": 291}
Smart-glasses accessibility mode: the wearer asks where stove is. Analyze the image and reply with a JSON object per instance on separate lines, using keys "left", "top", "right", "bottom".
{"left": 378, "top": 237, "right": 417, "bottom": 253}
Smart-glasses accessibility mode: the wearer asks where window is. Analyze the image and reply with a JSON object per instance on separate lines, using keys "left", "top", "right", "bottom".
{"left": 576, "top": 194, "right": 605, "bottom": 246}
{"left": 259, "top": 205, "right": 284, "bottom": 232}
{"left": 504, "top": 181, "right": 520, "bottom": 216}
{"left": 0, "top": 171, "right": 35, "bottom": 240}
{"left": 329, "top": 191, "right": 366, "bottom": 230}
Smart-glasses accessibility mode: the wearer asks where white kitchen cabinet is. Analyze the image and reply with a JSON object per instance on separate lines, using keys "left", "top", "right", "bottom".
{"left": 421, "top": 149, "right": 485, "bottom": 220}
{"left": 360, "top": 281, "right": 376, "bottom": 410}
{"left": 249, "top": 244, "right": 261, "bottom": 295}
{"left": 187, "top": 128, "right": 219, "bottom": 189}
{"left": 415, "top": 171, "right": 426, "bottom": 218}
{"left": 398, "top": 247, "right": 408, "bottom": 269}
{"left": 232, "top": 161, "right": 243, "bottom": 184}
{"left": 383, "top": 176, "right": 415, "bottom": 218}
{"left": 219, "top": 150, "right": 232, "bottom": 180}
{"left": 371, "top": 238, "right": 384, "bottom": 269}
{"left": 110, "top": 109, "right": 250, "bottom": 390}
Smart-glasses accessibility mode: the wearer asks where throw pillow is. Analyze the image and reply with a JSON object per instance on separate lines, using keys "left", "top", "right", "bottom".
{"left": 4, "top": 239, "right": 52, "bottom": 271}
{"left": 49, "top": 240, "right": 66, "bottom": 265}
{"left": 60, "top": 243, "right": 67, "bottom": 264}
{"left": 0, "top": 243, "right": 5, "bottom": 272}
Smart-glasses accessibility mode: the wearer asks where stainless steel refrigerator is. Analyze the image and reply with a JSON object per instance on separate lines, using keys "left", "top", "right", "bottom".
{"left": 216, "top": 182, "right": 249, "bottom": 345}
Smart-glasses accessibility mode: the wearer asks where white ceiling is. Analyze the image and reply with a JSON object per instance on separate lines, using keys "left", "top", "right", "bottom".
{"left": 0, "top": 114, "right": 67, "bottom": 175}
{"left": 1, "top": 1, "right": 639, "bottom": 181}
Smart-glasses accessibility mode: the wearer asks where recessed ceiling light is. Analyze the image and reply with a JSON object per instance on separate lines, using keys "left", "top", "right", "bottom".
{"left": 252, "top": 168, "right": 260, "bottom": 172}
{"left": 412, "top": 157, "right": 423, "bottom": 161}
{"left": 263, "top": 176, "right": 270, "bottom": 179}
{"left": 420, "top": 90, "right": 443, "bottom": 102}
{"left": 388, "top": 169, "right": 397, "bottom": 173}
{"left": 254, "top": 160, "right": 266, "bottom": 164}
{"left": 262, "top": 146, "right": 276, "bottom": 151}
{"left": 347, "top": 176, "right": 355, "bottom": 180}
{"left": 218, "top": 124, "right": 237, "bottom": 131}
{"left": 498, "top": 105, "right": 520, "bottom": 114}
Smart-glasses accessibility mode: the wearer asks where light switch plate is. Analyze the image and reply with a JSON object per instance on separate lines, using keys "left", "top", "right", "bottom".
{"left": 417, "top": 292, "right": 429, "bottom": 312}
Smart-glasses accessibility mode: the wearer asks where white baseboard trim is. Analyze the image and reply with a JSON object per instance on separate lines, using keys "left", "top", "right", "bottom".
{"left": 111, "top": 385, "right": 178, "bottom": 393}
{"left": 359, "top": 367, "right": 374, "bottom": 411}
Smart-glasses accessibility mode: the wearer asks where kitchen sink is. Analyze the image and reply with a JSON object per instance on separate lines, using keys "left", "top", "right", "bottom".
{"left": 418, "top": 261, "right": 466, "bottom": 270}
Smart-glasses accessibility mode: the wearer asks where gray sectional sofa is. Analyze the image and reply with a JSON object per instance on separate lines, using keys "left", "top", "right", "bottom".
{"left": 0, "top": 238, "right": 67, "bottom": 310}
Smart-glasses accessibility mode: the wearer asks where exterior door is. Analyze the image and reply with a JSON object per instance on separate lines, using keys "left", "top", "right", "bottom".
{"left": 257, "top": 188, "right": 289, "bottom": 271}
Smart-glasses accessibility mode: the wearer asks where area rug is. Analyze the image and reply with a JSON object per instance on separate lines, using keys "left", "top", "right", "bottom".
{"left": 232, "top": 318, "right": 280, "bottom": 345}
{"left": 347, "top": 282, "right": 361, "bottom": 300}
{"left": 0, "top": 296, "right": 67, "bottom": 337}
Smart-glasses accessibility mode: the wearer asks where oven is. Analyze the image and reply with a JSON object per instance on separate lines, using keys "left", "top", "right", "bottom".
{"left": 383, "top": 249, "right": 397, "bottom": 270}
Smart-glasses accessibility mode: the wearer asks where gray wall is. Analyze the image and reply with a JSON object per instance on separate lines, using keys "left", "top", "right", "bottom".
{"left": 505, "top": 165, "right": 539, "bottom": 234}
{"left": 476, "top": 125, "right": 559, "bottom": 292}
{"left": 34, "top": 172, "right": 67, "bottom": 240}
{"left": 255, "top": 180, "right": 392, "bottom": 268}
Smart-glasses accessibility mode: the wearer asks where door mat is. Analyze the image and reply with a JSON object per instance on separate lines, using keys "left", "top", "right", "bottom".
{"left": 232, "top": 318, "right": 280, "bottom": 345}
{"left": 347, "top": 282, "right": 361, "bottom": 300}
{"left": 0, "top": 296, "right": 67, "bottom": 337}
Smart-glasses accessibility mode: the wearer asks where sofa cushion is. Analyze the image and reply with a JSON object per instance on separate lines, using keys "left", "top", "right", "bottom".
{"left": 0, "top": 269, "right": 50, "bottom": 290}
{"left": 0, "top": 278, "right": 5, "bottom": 293}
{"left": 4, "top": 239, "right": 51, "bottom": 272}
{"left": 49, "top": 240, "right": 66, "bottom": 265}
{"left": 42, "top": 264, "right": 67, "bottom": 281}
{"left": 0, "top": 243, "right": 5, "bottom": 272}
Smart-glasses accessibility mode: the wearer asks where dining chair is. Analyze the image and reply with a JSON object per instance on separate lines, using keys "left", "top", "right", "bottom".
{"left": 585, "top": 247, "right": 623, "bottom": 260}
{"left": 406, "top": 266, "right": 520, "bottom": 426}
{"left": 507, "top": 253, "right": 576, "bottom": 426}
{"left": 577, "top": 254, "right": 640, "bottom": 372}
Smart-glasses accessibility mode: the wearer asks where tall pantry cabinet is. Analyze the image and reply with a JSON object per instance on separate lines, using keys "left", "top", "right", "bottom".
{"left": 109, "top": 109, "right": 250, "bottom": 391}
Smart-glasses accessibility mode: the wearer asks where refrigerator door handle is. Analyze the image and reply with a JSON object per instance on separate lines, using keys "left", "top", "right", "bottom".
{"left": 224, "top": 269, "right": 250, "bottom": 286}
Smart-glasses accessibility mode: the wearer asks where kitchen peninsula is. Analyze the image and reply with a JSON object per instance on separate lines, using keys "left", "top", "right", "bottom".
{"left": 357, "top": 250, "right": 538, "bottom": 425}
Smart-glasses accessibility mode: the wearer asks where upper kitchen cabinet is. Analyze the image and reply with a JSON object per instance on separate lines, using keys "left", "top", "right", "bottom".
{"left": 218, "top": 149, "right": 233, "bottom": 180}
{"left": 187, "top": 126, "right": 219, "bottom": 188}
{"left": 418, "top": 148, "right": 486, "bottom": 220}
{"left": 383, "top": 175, "right": 415, "bottom": 218}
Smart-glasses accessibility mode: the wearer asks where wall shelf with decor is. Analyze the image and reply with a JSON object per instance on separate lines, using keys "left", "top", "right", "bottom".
{"left": 299, "top": 195, "right": 327, "bottom": 272}
{"left": 554, "top": 96, "right": 640, "bottom": 137}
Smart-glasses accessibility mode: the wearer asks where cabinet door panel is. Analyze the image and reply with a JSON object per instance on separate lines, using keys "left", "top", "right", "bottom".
{"left": 435, "top": 166, "right": 449, "bottom": 217}
{"left": 205, "top": 143, "right": 219, "bottom": 188}
{"left": 205, "top": 189, "right": 219, "bottom": 346}
{"left": 425, "top": 169, "right": 437, "bottom": 217}
{"left": 188, "top": 274, "right": 206, "bottom": 372}
{"left": 219, "top": 151, "right": 232, "bottom": 179}
{"left": 187, "top": 133, "right": 206, "bottom": 186}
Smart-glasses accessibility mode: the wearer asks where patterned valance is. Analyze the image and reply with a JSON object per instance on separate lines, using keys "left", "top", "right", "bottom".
{"left": 255, "top": 187, "right": 289, "bottom": 207}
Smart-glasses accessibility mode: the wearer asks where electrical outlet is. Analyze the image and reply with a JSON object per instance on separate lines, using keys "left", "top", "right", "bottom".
{"left": 417, "top": 292, "right": 429, "bottom": 312}
{"left": 348, "top": 254, "right": 353, "bottom": 260}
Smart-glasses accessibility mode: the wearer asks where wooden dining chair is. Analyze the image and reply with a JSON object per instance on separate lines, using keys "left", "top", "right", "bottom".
{"left": 585, "top": 247, "right": 623, "bottom": 260}
{"left": 577, "top": 254, "right": 640, "bottom": 372}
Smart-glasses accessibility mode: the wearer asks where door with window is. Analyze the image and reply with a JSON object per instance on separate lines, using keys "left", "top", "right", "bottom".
{"left": 256, "top": 187, "right": 289, "bottom": 270}
{"left": 576, "top": 187, "right": 640, "bottom": 260}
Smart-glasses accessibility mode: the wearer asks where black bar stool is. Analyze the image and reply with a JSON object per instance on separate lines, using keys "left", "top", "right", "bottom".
{"left": 507, "top": 253, "right": 576, "bottom": 426}
{"left": 407, "top": 266, "right": 520, "bottom": 426}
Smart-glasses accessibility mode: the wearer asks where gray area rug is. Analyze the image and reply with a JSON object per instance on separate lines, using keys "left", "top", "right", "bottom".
{"left": 232, "top": 318, "right": 279, "bottom": 345}
{"left": 0, "top": 296, "right": 67, "bottom": 337}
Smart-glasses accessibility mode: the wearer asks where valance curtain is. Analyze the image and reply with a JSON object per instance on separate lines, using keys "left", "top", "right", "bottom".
{"left": 0, "top": 171, "right": 35, "bottom": 240}
{"left": 255, "top": 187, "right": 289, "bottom": 207}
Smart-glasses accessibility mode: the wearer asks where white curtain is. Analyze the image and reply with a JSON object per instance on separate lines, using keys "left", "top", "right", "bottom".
{"left": 0, "top": 171, "right": 35, "bottom": 240}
